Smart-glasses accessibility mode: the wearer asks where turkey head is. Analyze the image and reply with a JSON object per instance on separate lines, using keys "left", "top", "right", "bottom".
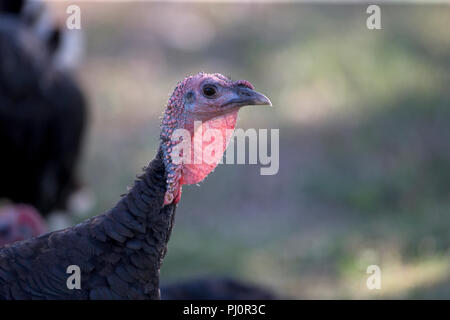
{"left": 160, "top": 73, "right": 271, "bottom": 205}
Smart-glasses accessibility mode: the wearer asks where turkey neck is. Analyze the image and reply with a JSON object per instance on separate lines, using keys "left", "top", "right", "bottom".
{"left": 0, "top": 146, "right": 177, "bottom": 300}
{"left": 99, "top": 146, "right": 176, "bottom": 299}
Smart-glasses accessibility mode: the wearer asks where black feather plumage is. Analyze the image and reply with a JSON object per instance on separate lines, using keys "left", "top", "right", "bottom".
{"left": 0, "top": 149, "right": 177, "bottom": 299}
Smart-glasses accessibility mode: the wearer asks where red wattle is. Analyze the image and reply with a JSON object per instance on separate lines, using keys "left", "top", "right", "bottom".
{"left": 181, "top": 111, "right": 238, "bottom": 185}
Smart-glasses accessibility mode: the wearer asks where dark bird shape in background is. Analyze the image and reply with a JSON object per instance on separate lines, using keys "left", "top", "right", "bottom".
{"left": 0, "top": 0, "right": 87, "bottom": 218}
{"left": 161, "top": 277, "right": 277, "bottom": 300}
{"left": 0, "top": 72, "right": 271, "bottom": 299}
{"left": 0, "top": 203, "right": 47, "bottom": 248}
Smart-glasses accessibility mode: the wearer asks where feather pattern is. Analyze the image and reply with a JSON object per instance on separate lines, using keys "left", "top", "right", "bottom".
{"left": 0, "top": 149, "right": 176, "bottom": 300}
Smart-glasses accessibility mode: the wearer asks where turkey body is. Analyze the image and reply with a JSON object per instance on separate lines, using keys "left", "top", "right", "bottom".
{"left": 0, "top": 15, "right": 87, "bottom": 216}
{"left": 0, "top": 150, "right": 176, "bottom": 300}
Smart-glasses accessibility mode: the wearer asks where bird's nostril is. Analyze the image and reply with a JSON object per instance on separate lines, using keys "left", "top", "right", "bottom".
{"left": 238, "top": 88, "right": 252, "bottom": 97}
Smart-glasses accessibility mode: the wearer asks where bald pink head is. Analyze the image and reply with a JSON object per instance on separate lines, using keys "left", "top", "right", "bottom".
{"left": 160, "top": 72, "right": 271, "bottom": 205}
{"left": 0, "top": 204, "right": 47, "bottom": 247}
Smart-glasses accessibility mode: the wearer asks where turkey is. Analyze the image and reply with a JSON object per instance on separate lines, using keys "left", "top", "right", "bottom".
{"left": 0, "top": 72, "right": 271, "bottom": 299}
{"left": 0, "top": 0, "right": 87, "bottom": 217}
{"left": 0, "top": 203, "right": 47, "bottom": 248}
{"left": 162, "top": 277, "right": 277, "bottom": 300}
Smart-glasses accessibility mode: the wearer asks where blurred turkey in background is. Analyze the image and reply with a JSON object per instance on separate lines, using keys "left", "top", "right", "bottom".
{"left": 0, "top": 0, "right": 90, "bottom": 236}
{"left": 161, "top": 277, "right": 277, "bottom": 300}
{"left": 0, "top": 202, "right": 46, "bottom": 247}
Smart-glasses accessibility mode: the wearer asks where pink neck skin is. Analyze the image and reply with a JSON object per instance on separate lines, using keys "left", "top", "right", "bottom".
{"left": 182, "top": 111, "right": 238, "bottom": 184}
{"left": 161, "top": 111, "right": 238, "bottom": 205}
{"left": 160, "top": 74, "right": 243, "bottom": 206}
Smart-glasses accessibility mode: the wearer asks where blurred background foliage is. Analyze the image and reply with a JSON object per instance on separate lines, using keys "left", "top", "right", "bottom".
{"left": 49, "top": 1, "right": 450, "bottom": 299}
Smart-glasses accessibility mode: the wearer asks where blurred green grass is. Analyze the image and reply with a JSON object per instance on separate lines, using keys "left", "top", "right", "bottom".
{"left": 50, "top": 2, "right": 450, "bottom": 298}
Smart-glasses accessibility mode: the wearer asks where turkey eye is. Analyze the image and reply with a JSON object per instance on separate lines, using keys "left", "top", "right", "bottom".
{"left": 202, "top": 85, "right": 217, "bottom": 98}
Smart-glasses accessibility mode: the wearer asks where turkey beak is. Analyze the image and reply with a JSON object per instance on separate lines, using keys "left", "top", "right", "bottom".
{"left": 223, "top": 87, "right": 272, "bottom": 108}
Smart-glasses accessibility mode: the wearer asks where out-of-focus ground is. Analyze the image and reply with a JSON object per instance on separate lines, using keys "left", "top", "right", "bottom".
{"left": 49, "top": 2, "right": 450, "bottom": 299}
